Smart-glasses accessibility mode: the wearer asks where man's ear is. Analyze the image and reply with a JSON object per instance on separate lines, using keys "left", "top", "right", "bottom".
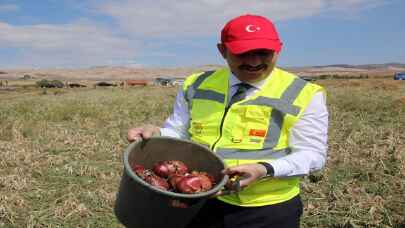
{"left": 271, "top": 52, "right": 279, "bottom": 65}
{"left": 217, "top": 43, "right": 227, "bottom": 59}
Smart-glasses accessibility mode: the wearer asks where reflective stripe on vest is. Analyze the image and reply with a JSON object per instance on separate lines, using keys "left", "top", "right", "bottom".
{"left": 185, "top": 71, "right": 225, "bottom": 109}
{"left": 240, "top": 78, "right": 308, "bottom": 149}
{"left": 216, "top": 147, "right": 291, "bottom": 160}
{"left": 194, "top": 89, "right": 225, "bottom": 104}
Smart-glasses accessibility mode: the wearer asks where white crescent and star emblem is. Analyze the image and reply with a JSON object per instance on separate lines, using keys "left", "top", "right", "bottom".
{"left": 245, "top": 24, "right": 261, "bottom": 32}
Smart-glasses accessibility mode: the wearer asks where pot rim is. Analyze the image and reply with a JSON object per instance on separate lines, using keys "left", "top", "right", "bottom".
{"left": 123, "top": 136, "right": 229, "bottom": 199}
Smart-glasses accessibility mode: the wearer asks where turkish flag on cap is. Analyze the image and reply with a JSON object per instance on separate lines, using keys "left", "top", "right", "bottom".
{"left": 221, "top": 14, "right": 282, "bottom": 54}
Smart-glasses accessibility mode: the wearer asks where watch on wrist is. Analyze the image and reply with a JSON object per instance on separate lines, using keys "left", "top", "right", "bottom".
{"left": 257, "top": 162, "right": 275, "bottom": 177}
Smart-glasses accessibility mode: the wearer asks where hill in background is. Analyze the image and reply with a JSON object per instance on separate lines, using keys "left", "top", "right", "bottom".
{"left": 1, "top": 63, "right": 404, "bottom": 81}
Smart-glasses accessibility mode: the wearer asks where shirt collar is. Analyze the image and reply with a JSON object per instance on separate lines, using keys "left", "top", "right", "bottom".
{"left": 229, "top": 72, "right": 268, "bottom": 90}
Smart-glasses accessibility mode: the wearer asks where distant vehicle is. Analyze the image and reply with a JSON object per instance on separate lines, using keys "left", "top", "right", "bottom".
{"left": 394, "top": 72, "right": 405, "bottom": 80}
{"left": 124, "top": 80, "right": 148, "bottom": 86}
{"left": 36, "top": 79, "right": 64, "bottom": 88}
{"left": 300, "top": 76, "right": 317, "bottom": 82}
{"left": 153, "top": 78, "right": 172, "bottom": 86}
{"left": 95, "top": 81, "right": 117, "bottom": 87}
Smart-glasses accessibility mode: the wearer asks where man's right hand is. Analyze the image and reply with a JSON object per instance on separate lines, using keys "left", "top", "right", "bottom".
{"left": 127, "top": 124, "right": 161, "bottom": 142}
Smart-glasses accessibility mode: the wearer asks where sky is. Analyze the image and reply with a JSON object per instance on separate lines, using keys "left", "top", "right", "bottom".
{"left": 0, "top": 0, "right": 404, "bottom": 69}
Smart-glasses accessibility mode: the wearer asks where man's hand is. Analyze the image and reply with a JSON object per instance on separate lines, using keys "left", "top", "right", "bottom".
{"left": 215, "top": 163, "right": 267, "bottom": 196}
{"left": 127, "top": 124, "right": 161, "bottom": 142}
{"left": 223, "top": 163, "right": 268, "bottom": 188}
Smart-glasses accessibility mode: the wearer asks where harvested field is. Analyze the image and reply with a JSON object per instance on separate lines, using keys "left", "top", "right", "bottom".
{"left": 0, "top": 78, "right": 404, "bottom": 227}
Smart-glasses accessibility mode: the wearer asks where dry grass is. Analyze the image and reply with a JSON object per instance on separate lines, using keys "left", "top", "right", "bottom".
{"left": 1, "top": 79, "right": 404, "bottom": 227}
{"left": 302, "top": 79, "right": 405, "bottom": 227}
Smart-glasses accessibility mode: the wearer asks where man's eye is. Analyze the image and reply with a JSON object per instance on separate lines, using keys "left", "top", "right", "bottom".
{"left": 257, "top": 51, "right": 271, "bottom": 57}
{"left": 238, "top": 53, "right": 249, "bottom": 58}
{"left": 238, "top": 51, "right": 272, "bottom": 58}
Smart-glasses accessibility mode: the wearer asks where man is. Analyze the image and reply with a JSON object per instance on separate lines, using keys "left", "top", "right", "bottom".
{"left": 127, "top": 14, "right": 328, "bottom": 228}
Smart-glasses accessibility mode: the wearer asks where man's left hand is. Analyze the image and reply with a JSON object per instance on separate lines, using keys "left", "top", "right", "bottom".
{"left": 223, "top": 163, "right": 267, "bottom": 188}
{"left": 214, "top": 163, "right": 267, "bottom": 196}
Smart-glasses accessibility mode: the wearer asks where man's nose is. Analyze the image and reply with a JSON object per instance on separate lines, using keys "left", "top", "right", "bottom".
{"left": 243, "top": 53, "right": 262, "bottom": 66}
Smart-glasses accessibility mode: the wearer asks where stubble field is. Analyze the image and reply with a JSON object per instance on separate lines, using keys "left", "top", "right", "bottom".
{"left": 0, "top": 78, "right": 404, "bottom": 227}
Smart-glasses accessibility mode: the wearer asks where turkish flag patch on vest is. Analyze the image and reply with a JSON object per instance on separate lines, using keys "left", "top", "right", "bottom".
{"left": 249, "top": 129, "right": 267, "bottom": 137}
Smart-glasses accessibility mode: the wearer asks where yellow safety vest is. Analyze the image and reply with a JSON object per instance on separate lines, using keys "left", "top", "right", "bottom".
{"left": 183, "top": 67, "right": 325, "bottom": 206}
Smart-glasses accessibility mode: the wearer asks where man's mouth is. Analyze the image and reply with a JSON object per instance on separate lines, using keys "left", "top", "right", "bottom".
{"left": 239, "top": 64, "right": 267, "bottom": 72}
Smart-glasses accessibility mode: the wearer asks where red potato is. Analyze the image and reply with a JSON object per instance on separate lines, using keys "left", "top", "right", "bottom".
{"left": 192, "top": 171, "right": 215, "bottom": 190}
{"left": 153, "top": 160, "right": 189, "bottom": 178}
{"left": 143, "top": 173, "right": 170, "bottom": 191}
{"left": 131, "top": 161, "right": 215, "bottom": 194}
{"left": 168, "top": 173, "right": 189, "bottom": 190}
{"left": 131, "top": 164, "right": 146, "bottom": 178}
{"left": 131, "top": 163, "right": 170, "bottom": 190}
{"left": 175, "top": 172, "right": 214, "bottom": 194}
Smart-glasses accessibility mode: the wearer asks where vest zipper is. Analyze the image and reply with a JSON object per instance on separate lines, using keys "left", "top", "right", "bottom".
{"left": 211, "top": 106, "right": 230, "bottom": 151}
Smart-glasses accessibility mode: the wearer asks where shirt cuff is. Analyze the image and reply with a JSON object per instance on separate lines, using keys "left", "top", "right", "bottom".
{"left": 268, "top": 159, "right": 294, "bottom": 177}
{"left": 159, "top": 127, "right": 182, "bottom": 138}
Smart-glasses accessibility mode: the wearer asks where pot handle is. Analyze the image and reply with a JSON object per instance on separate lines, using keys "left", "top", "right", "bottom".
{"left": 216, "top": 175, "right": 243, "bottom": 195}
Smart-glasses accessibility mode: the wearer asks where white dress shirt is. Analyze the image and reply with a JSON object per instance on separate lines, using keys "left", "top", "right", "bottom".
{"left": 160, "top": 72, "right": 328, "bottom": 178}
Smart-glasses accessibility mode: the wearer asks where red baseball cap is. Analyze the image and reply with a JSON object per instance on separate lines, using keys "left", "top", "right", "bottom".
{"left": 221, "top": 14, "right": 283, "bottom": 54}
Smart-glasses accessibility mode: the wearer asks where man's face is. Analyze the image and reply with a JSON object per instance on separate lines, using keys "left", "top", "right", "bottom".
{"left": 217, "top": 44, "right": 278, "bottom": 83}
